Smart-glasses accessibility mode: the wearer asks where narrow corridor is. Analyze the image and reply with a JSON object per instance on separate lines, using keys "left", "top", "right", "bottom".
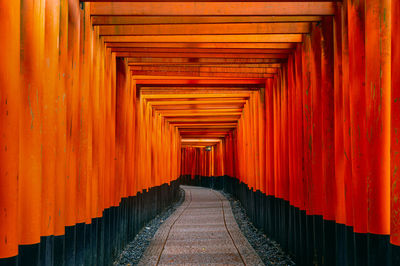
{"left": 1, "top": 0, "right": 400, "bottom": 265}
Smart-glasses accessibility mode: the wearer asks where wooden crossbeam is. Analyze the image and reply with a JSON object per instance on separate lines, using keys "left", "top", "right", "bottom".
{"left": 103, "top": 34, "right": 302, "bottom": 43}
{"left": 90, "top": 2, "right": 335, "bottom": 16}
{"left": 162, "top": 113, "right": 242, "bottom": 117}
{"left": 106, "top": 42, "right": 296, "bottom": 49}
{"left": 135, "top": 79, "right": 266, "bottom": 85}
{"left": 131, "top": 66, "right": 279, "bottom": 73}
{"left": 180, "top": 134, "right": 227, "bottom": 138}
{"left": 167, "top": 117, "right": 239, "bottom": 122}
{"left": 134, "top": 75, "right": 266, "bottom": 80}
{"left": 148, "top": 100, "right": 247, "bottom": 106}
{"left": 131, "top": 70, "right": 274, "bottom": 78}
{"left": 98, "top": 22, "right": 310, "bottom": 35}
{"left": 92, "top": 15, "right": 322, "bottom": 25}
{"left": 179, "top": 128, "right": 233, "bottom": 132}
{"left": 110, "top": 47, "right": 292, "bottom": 54}
{"left": 127, "top": 58, "right": 283, "bottom": 65}
{"left": 140, "top": 87, "right": 256, "bottom": 93}
{"left": 181, "top": 138, "right": 222, "bottom": 142}
{"left": 143, "top": 93, "right": 250, "bottom": 99}
{"left": 117, "top": 52, "right": 287, "bottom": 59}
{"left": 153, "top": 104, "right": 245, "bottom": 110}
{"left": 173, "top": 123, "right": 237, "bottom": 127}
{"left": 175, "top": 125, "right": 237, "bottom": 129}
{"left": 136, "top": 64, "right": 281, "bottom": 70}
{"left": 158, "top": 110, "right": 242, "bottom": 114}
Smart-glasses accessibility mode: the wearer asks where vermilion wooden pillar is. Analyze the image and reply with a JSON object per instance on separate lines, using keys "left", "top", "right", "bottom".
{"left": 65, "top": 0, "right": 80, "bottom": 229}
{"left": 54, "top": 0, "right": 68, "bottom": 240}
{"left": 333, "top": 3, "right": 348, "bottom": 264}
{"left": 321, "top": 17, "right": 335, "bottom": 223}
{"left": 0, "top": 1, "right": 20, "bottom": 262}
{"left": 280, "top": 66, "right": 289, "bottom": 203}
{"left": 82, "top": 3, "right": 94, "bottom": 226}
{"left": 341, "top": 0, "right": 354, "bottom": 234}
{"left": 348, "top": 0, "right": 368, "bottom": 264}
{"left": 294, "top": 45, "right": 305, "bottom": 212}
{"left": 301, "top": 33, "right": 314, "bottom": 265}
{"left": 365, "top": 0, "right": 391, "bottom": 264}
{"left": 391, "top": 0, "right": 400, "bottom": 255}
{"left": 365, "top": 0, "right": 391, "bottom": 235}
{"left": 333, "top": 1, "right": 346, "bottom": 229}
{"left": 320, "top": 16, "right": 336, "bottom": 265}
{"left": 310, "top": 23, "right": 323, "bottom": 218}
{"left": 265, "top": 79, "right": 274, "bottom": 197}
{"left": 41, "top": 0, "right": 60, "bottom": 240}
{"left": 19, "top": 1, "right": 45, "bottom": 263}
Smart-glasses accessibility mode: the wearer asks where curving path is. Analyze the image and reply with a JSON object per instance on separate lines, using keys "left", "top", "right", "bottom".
{"left": 138, "top": 186, "right": 264, "bottom": 265}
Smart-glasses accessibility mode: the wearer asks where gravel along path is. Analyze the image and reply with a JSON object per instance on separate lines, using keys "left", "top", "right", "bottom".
{"left": 138, "top": 186, "right": 263, "bottom": 265}
{"left": 114, "top": 186, "right": 294, "bottom": 266}
{"left": 221, "top": 191, "right": 296, "bottom": 266}
{"left": 113, "top": 188, "right": 185, "bottom": 266}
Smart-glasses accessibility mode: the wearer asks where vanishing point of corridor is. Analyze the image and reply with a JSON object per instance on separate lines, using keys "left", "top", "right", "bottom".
{"left": 1, "top": 0, "right": 400, "bottom": 265}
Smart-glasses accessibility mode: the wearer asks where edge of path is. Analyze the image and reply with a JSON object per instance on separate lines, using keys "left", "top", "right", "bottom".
{"left": 113, "top": 188, "right": 186, "bottom": 266}
{"left": 220, "top": 190, "right": 296, "bottom": 266}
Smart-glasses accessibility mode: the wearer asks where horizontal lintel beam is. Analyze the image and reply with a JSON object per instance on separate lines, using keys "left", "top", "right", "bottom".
{"left": 103, "top": 34, "right": 302, "bottom": 43}
{"left": 92, "top": 15, "right": 322, "bottom": 25}
{"left": 135, "top": 79, "right": 266, "bottom": 85}
{"left": 132, "top": 70, "right": 274, "bottom": 78}
{"left": 90, "top": 2, "right": 335, "bottom": 16}
{"left": 98, "top": 22, "right": 310, "bottom": 35}
{"left": 110, "top": 47, "right": 292, "bottom": 54}
{"left": 106, "top": 42, "right": 296, "bottom": 49}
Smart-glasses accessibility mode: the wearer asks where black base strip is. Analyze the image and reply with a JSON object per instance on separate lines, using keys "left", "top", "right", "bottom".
{"left": 0, "top": 180, "right": 180, "bottom": 266}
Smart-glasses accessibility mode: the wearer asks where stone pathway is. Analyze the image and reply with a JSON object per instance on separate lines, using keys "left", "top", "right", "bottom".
{"left": 138, "top": 186, "right": 264, "bottom": 265}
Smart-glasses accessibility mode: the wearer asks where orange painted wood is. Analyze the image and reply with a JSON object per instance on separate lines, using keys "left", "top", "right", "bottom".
{"left": 65, "top": 0, "right": 81, "bottom": 227}
{"left": 112, "top": 48, "right": 292, "bottom": 55}
{"left": 90, "top": 2, "right": 335, "bottom": 16}
{"left": 103, "top": 34, "right": 302, "bottom": 43}
{"left": 341, "top": 0, "right": 353, "bottom": 228}
{"left": 0, "top": 1, "right": 20, "bottom": 258}
{"left": 54, "top": 0, "right": 68, "bottom": 235}
{"left": 106, "top": 42, "right": 296, "bottom": 49}
{"left": 99, "top": 22, "right": 310, "bottom": 36}
{"left": 41, "top": 0, "right": 61, "bottom": 237}
{"left": 130, "top": 65, "right": 279, "bottom": 73}
{"left": 365, "top": 0, "right": 391, "bottom": 236}
{"left": 310, "top": 22, "right": 323, "bottom": 216}
{"left": 135, "top": 79, "right": 266, "bottom": 85}
{"left": 333, "top": 3, "right": 346, "bottom": 225}
{"left": 301, "top": 34, "right": 313, "bottom": 214}
{"left": 348, "top": 0, "right": 368, "bottom": 234}
{"left": 320, "top": 17, "right": 335, "bottom": 221}
{"left": 116, "top": 52, "right": 288, "bottom": 59}
{"left": 92, "top": 15, "right": 322, "bottom": 25}
{"left": 127, "top": 58, "right": 283, "bottom": 65}
{"left": 131, "top": 71, "right": 274, "bottom": 79}
{"left": 18, "top": 0, "right": 45, "bottom": 245}
{"left": 391, "top": 0, "right": 400, "bottom": 246}
{"left": 294, "top": 45, "right": 305, "bottom": 210}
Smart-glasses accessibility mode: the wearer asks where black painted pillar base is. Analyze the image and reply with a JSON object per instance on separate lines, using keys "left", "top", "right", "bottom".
{"left": 0, "top": 256, "right": 17, "bottom": 266}
{"left": 18, "top": 243, "right": 40, "bottom": 266}
{"left": 39, "top": 235, "right": 54, "bottom": 266}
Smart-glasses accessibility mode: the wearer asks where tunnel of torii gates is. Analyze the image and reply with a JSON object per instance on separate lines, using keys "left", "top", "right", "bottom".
{"left": 0, "top": 0, "right": 400, "bottom": 265}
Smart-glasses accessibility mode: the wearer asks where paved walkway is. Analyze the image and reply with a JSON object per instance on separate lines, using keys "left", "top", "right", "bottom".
{"left": 139, "top": 186, "right": 264, "bottom": 265}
